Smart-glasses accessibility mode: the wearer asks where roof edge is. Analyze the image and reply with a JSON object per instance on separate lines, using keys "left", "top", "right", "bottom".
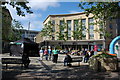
{"left": 43, "top": 12, "right": 85, "bottom": 23}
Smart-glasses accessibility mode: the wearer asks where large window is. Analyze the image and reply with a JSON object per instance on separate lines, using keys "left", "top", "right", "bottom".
{"left": 52, "top": 20, "right": 55, "bottom": 32}
{"left": 117, "top": 19, "right": 120, "bottom": 35}
{"left": 67, "top": 20, "right": 71, "bottom": 40}
{"left": 81, "top": 19, "right": 86, "bottom": 39}
{"left": 109, "top": 24, "right": 112, "bottom": 29}
{"left": 99, "top": 24, "right": 103, "bottom": 39}
{"left": 74, "top": 20, "right": 78, "bottom": 40}
{"left": 89, "top": 18, "right": 94, "bottom": 39}
{"left": 74, "top": 20, "right": 78, "bottom": 31}
{"left": 52, "top": 35, "right": 55, "bottom": 40}
{"left": 60, "top": 20, "right": 64, "bottom": 33}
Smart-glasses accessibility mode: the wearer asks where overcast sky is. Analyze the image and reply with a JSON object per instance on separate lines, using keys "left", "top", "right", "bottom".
{"left": 7, "top": 0, "right": 84, "bottom": 31}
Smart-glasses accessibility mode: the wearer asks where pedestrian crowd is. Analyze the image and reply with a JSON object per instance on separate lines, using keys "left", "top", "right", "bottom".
{"left": 21, "top": 46, "right": 102, "bottom": 68}
{"left": 63, "top": 48, "right": 95, "bottom": 66}
{"left": 80, "top": 48, "right": 94, "bottom": 63}
{"left": 38, "top": 47, "right": 97, "bottom": 67}
{"left": 39, "top": 47, "right": 59, "bottom": 63}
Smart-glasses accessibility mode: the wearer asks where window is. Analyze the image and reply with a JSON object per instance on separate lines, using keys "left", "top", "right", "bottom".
{"left": 52, "top": 35, "right": 55, "bottom": 40}
{"left": 116, "top": 19, "right": 120, "bottom": 35}
{"left": 89, "top": 25, "right": 94, "bottom": 30}
{"left": 67, "top": 20, "right": 71, "bottom": 39}
{"left": 74, "top": 20, "right": 78, "bottom": 31}
{"left": 100, "top": 34, "right": 103, "bottom": 39}
{"left": 52, "top": 20, "right": 55, "bottom": 32}
{"left": 60, "top": 20, "right": 64, "bottom": 33}
{"left": 89, "top": 34, "right": 94, "bottom": 39}
{"left": 68, "top": 37, "right": 71, "bottom": 40}
{"left": 89, "top": 18, "right": 94, "bottom": 39}
{"left": 109, "top": 23, "right": 112, "bottom": 29}
{"left": 81, "top": 19, "right": 86, "bottom": 26}
{"left": 81, "top": 19, "right": 86, "bottom": 39}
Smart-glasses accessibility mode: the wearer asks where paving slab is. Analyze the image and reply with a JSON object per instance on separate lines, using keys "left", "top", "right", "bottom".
{"left": 1, "top": 53, "right": 119, "bottom": 80}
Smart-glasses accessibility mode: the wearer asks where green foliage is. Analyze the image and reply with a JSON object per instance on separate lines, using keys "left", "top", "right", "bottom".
{"left": 72, "top": 19, "right": 86, "bottom": 40}
{"left": 57, "top": 19, "right": 68, "bottom": 40}
{"left": 105, "top": 32, "right": 112, "bottom": 38}
{"left": 2, "top": 19, "right": 23, "bottom": 41}
{"left": 2, "top": 0, "right": 33, "bottom": 41}
{"left": 41, "top": 21, "right": 54, "bottom": 39}
{"left": 1, "top": 0, "right": 33, "bottom": 16}
{"left": 8, "top": 19, "right": 23, "bottom": 41}
{"left": 80, "top": 2, "right": 120, "bottom": 19}
{"left": 2, "top": 12, "right": 11, "bottom": 41}
{"left": 79, "top": 2, "right": 120, "bottom": 38}
{"left": 55, "top": 45, "right": 62, "bottom": 50}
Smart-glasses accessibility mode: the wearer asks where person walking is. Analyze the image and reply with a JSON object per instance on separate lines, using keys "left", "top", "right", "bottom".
{"left": 44, "top": 48, "right": 48, "bottom": 61}
{"left": 39, "top": 48, "right": 44, "bottom": 60}
{"left": 48, "top": 47, "right": 52, "bottom": 60}
{"left": 52, "top": 48, "right": 59, "bottom": 63}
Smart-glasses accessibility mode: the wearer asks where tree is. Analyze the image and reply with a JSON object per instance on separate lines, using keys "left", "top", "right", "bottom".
{"left": 1, "top": 0, "right": 33, "bottom": 41}
{"left": 2, "top": 7, "right": 12, "bottom": 41}
{"left": 72, "top": 19, "right": 86, "bottom": 40}
{"left": 79, "top": 2, "right": 120, "bottom": 48}
{"left": 8, "top": 19, "right": 23, "bottom": 41}
{"left": 1, "top": 0, "right": 33, "bottom": 16}
{"left": 41, "top": 21, "right": 55, "bottom": 48}
{"left": 57, "top": 19, "right": 68, "bottom": 41}
{"left": 41, "top": 21, "right": 54, "bottom": 40}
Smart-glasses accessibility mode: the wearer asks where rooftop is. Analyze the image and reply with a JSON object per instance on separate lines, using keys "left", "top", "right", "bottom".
{"left": 43, "top": 12, "right": 85, "bottom": 23}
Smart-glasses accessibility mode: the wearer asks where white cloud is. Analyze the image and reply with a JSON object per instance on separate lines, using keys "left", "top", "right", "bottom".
{"left": 5, "top": 0, "right": 80, "bottom": 2}
{"left": 6, "top": 4, "right": 42, "bottom": 21}
{"left": 5, "top": 1, "right": 60, "bottom": 31}
{"left": 69, "top": 10, "right": 81, "bottom": 14}
{"left": 28, "top": 0, "right": 60, "bottom": 11}
{"left": 23, "top": 21, "right": 43, "bottom": 31}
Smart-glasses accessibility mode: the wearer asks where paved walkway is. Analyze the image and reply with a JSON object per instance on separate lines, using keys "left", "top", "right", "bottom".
{"left": 1, "top": 53, "right": 120, "bottom": 80}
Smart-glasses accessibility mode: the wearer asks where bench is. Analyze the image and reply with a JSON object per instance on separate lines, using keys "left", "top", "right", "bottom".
{"left": 71, "top": 57, "right": 83, "bottom": 66}
{"left": 2, "top": 58, "right": 23, "bottom": 69}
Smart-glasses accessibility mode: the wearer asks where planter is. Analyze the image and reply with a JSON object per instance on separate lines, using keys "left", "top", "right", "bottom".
{"left": 89, "top": 56, "right": 118, "bottom": 72}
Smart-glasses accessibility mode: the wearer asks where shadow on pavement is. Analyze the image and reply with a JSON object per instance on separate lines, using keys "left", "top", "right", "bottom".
{"left": 2, "top": 60, "right": 119, "bottom": 80}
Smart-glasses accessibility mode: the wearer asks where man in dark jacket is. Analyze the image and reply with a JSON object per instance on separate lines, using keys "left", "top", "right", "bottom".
{"left": 64, "top": 53, "right": 72, "bottom": 66}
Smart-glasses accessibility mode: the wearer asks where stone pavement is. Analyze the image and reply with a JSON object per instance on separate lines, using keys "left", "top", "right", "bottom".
{"left": 1, "top": 53, "right": 120, "bottom": 80}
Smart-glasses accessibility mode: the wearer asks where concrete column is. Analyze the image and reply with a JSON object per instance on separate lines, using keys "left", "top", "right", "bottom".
{"left": 95, "top": 18, "right": 102, "bottom": 40}
{"left": 86, "top": 17, "right": 89, "bottom": 40}
{"left": 71, "top": 20, "right": 74, "bottom": 40}
{"left": 64, "top": 20, "right": 67, "bottom": 40}
{"left": 94, "top": 19, "right": 99, "bottom": 40}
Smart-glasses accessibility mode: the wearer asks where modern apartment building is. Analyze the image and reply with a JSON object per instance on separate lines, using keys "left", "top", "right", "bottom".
{"left": 39, "top": 12, "right": 120, "bottom": 50}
